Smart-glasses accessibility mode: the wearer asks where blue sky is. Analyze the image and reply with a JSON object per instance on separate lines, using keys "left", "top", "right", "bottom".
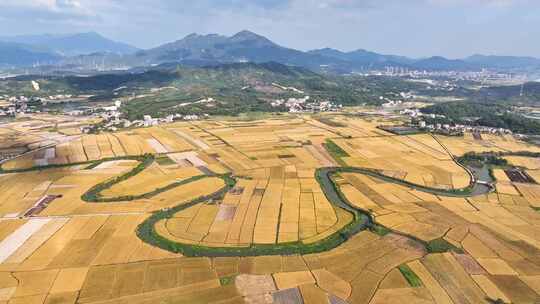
{"left": 0, "top": 0, "right": 539, "bottom": 58}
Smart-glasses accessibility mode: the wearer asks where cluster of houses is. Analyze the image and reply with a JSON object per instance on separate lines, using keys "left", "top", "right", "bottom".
{"left": 367, "top": 67, "right": 519, "bottom": 84}
{"left": 0, "top": 104, "right": 15, "bottom": 117}
{"left": 419, "top": 122, "right": 513, "bottom": 136}
{"left": 399, "top": 108, "right": 513, "bottom": 135}
{"left": 0, "top": 95, "right": 35, "bottom": 116}
{"left": 270, "top": 96, "right": 342, "bottom": 113}
{"left": 0, "top": 93, "right": 212, "bottom": 133}
{"left": 0, "top": 93, "right": 87, "bottom": 117}
{"left": 83, "top": 99, "right": 210, "bottom": 133}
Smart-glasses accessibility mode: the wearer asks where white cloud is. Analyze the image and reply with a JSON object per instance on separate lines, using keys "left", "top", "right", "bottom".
{"left": 1, "top": 0, "right": 80, "bottom": 10}
{"left": 311, "top": 0, "right": 533, "bottom": 9}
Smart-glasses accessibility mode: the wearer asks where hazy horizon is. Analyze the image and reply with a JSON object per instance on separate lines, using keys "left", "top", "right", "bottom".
{"left": 1, "top": 0, "right": 539, "bottom": 59}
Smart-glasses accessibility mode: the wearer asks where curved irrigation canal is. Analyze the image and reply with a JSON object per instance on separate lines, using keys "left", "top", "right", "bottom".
{"left": 135, "top": 165, "right": 493, "bottom": 257}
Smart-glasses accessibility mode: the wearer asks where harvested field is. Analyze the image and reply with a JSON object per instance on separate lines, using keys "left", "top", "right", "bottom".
{"left": 273, "top": 287, "right": 303, "bottom": 304}
{"left": 0, "top": 218, "right": 51, "bottom": 263}
{"left": 505, "top": 169, "right": 537, "bottom": 184}
{"left": 273, "top": 271, "right": 315, "bottom": 290}
{"left": 235, "top": 274, "right": 276, "bottom": 297}
{"left": 370, "top": 287, "right": 435, "bottom": 304}
{"left": 299, "top": 284, "right": 329, "bottom": 304}
{"left": 421, "top": 253, "right": 489, "bottom": 303}
{"left": 100, "top": 163, "right": 202, "bottom": 198}
{"left": 489, "top": 275, "right": 539, "bottom": 303}
{"left": 312, "top": 269, "right": 351, "bottom": 300}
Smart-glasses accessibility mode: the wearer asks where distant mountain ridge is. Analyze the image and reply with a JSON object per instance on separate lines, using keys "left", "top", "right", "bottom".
{"left": 464, "top": 54, "right": 540, "bottom": 69}
{"left": 0, "top": 30, "right": 539, "bottom": 73}
{"left": 134, "top": 30, "right": 346, "bottom": 70}
{"left": 0, "top": 32, "right": 138, "bottom": 56}
{"left": 412, "top": 56, "right": 478, "bottom": 71}
{"left": 0, "top": 42, "right": 62, "bottom": 67}
{"left": 308, "top": 48, "right": 414, "bottom": 66}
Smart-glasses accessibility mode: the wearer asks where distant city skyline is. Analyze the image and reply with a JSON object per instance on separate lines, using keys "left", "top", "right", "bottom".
{"left": 1, "top": 0, "right": 539, "bottom": 58}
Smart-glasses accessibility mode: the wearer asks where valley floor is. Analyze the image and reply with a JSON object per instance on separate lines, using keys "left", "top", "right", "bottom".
{"left": 0, "top": 114, "right": 539, "bottom": 303}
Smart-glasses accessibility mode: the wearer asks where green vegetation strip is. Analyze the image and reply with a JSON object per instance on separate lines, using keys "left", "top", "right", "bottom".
{"left": 155, "top": 156, "right": 177, "bottom": 166}
{"left": 370, "top": 224, "right": 391, "bottom": 237}
{"left": 398, "top": 265, "right": 423, "bottom": 288}
{"left": 426, "top": 238, "right": 463, "bottom": 254}
{"left": 323, "top": 139, "right": 349, "bottom": 166}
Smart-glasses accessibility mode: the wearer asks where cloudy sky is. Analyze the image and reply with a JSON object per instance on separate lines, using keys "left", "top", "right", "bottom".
{"left": 0, "top": 0, "right": 539, "bottom": 58}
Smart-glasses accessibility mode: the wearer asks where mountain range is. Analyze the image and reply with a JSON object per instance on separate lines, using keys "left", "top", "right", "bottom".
{"left": 1, "top": 30, "right": 539, "bottom": 73}
{"left": 132, "top": 31, "right": 345, "bottom": 70}
{"left": 0, "top": 32, "right": 139, "bottom": 56}
{"left": 0, "top": 42, "right": 61, "bottom": 67}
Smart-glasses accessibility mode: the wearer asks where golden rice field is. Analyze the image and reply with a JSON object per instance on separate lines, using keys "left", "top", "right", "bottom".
{"left": 1, "top": 126, "right": 194, "bottom": 170}
{"left": 0, "top": 114, "right": 539, "bottom": 303}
